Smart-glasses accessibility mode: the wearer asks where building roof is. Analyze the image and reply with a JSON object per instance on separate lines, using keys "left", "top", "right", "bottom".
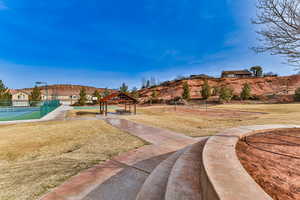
{"left": 10, "top": 89, "right": 30, "bottom": 95}
{"left": 222, "top": 70, "right": 252, "bottom": 75}
{"left": 100, "top": 92, "right": 138, "bottom": 103}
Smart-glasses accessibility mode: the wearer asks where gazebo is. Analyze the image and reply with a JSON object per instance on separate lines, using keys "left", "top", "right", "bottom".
{"left": 99, "top": 92, "right": 138, "bottom": 116}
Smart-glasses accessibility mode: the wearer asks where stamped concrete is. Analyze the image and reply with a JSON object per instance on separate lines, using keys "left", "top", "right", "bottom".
{"left": 136, "top": 148, "right": 187, "bottom": 200}
{"left": 165, "top": 139, "right": 208, "bottom": 200}
{"left": 40, "top": 118, "right": 198, "bottom": 200}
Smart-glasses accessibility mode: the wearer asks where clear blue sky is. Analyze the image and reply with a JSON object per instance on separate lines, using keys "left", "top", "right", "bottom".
{"left": 0, "top": 0, "right": 296, "bottom": 89}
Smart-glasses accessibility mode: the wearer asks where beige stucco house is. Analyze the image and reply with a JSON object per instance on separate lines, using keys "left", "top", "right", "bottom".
{"left": 11, "top": 90, "right": 30, "bottom": 107}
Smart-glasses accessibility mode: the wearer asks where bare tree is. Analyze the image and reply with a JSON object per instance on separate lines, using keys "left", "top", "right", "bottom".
{"left": 253, "top": 0, "right": 300, "bottom": 67}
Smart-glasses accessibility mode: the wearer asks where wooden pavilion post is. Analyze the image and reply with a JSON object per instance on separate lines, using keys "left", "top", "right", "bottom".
{"left": 105, "top": 102, "right": 108, "bottom": 116}
{"left": 134, "top": 103, "right": 136, "bottom": 115}
{"left": 99, "top": 102, "right": 102, "bottom": 114}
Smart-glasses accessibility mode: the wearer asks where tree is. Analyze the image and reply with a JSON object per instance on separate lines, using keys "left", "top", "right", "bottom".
{"left": 146, "top": 80, "right": 151, "bottom": 88}
{"left": 240, "top": 83, "right": 252, "bottom": 100}
{"left": 150, "top": 90, "right": 158, "bottom": 104}
{"left": 250, "top": 66, "right": 263, "bottom": 77}
{"left": 0, "top": 80, "right": 12, "bottom": 106}
{"left": 93, "top": 90, "right": 100, "bottom": 99}
{"left": 29, "top": 86, "right": 41, "bottom": 106}
{"left": 201, "top": 80, "right": 211, "bottom": 100}
{"left": 120, "top": 83, "right": 128, "bottom": 93}
{"left": 151, "top": 90, "right": 158, "bottom": 99}
{"left": 150, "top": 77, "right": 156, "bottom": 87}
{"left": 131, "top": 87, "right": 139, "bottom": 99}
{"left": 212, "top": 86, "right": 220, "bottom": 96}
{"left": 295, "top": 88, "right": 300, "bottom": 101}
{"left": 92, "top": 90, "right": 101, "bottom": 104}
{"left": 78, "top": 88, "right": 87, "bottom": 106}
{"left": 182, "top": 82, "right": 190, "bottom": 100}
{"left": 253, "top": 0, "right": 300, "bottom": 67}
{"left": 219, "top": 86, "right": 234, "bottom": 103}
{"left": 141, "top": 78, "right": 146, "bottom": 89}
{"left": 103, "top": 88, "right": 110, "bottom": 97}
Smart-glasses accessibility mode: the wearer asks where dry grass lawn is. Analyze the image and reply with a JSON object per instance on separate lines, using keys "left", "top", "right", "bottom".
{"left": 0, "top": 120, "right": 145, "bottom": 200}
{"left": 122, "top": 104, "right": 300, "bottom": 137}
{"left": 66, "top": 107, "right": 119, "bottom": 119}
{"left": 66, "top": 109, "right": 100, "bottom": 118}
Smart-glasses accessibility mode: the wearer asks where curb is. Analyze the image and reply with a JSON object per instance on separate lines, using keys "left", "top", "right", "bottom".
{"left": 202, "top": 124, "right": 300, "bottom": 200}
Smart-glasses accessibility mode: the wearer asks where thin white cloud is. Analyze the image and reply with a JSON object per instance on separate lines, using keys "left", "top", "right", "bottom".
{"left": 0, "top": 1, "right": 7, "bottom": 10}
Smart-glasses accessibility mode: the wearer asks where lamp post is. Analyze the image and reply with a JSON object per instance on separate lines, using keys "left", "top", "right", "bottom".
{"left": 36, "top": 82, "right": 48, "bottom": 101}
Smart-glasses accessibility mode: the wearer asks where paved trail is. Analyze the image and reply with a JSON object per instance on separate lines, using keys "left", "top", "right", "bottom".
{"left": 41, "top": 118, "right": 200, "bottom": 200}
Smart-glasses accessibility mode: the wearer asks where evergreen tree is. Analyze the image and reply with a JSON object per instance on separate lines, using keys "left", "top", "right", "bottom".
{"left": 294, "top": 88, "right": 300, "bottom": 101}
{"left": 78, "top": 88, "right": 87, "bottom": 106}
{"left": 201, "top": 80, "right": 211, "bottom": 100}
{"left": 182, "top": 82, "right": 190, "bottom": 100}
{"left": 120, "top": 83, "right": 128, "bottom": 93}
{"left": 29, "top": 86, "right": 41, "bottom": 106}
{"left": 219, "top": 86, "right": 234, "bottom": 103}
{"left": 240, "top": 83, "right": 252, "bottom": 100}
{"left": 0, "top": 80, "right": 12, "bottom": 106}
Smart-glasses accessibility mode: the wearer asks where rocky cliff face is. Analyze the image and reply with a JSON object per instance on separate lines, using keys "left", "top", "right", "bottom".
{"left": 139, "top": 75, "right": 300, "bottom": 102}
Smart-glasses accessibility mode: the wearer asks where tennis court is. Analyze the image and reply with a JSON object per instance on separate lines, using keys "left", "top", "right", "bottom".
{"left": 0, "top": 100, "right": 60, "bottom": 121}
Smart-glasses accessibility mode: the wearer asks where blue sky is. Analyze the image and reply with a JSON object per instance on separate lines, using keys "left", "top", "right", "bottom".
{"left": 0, "top": 0, "right": 296, "bottom": 89}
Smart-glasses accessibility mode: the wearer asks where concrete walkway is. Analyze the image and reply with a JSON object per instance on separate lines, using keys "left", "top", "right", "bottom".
{"left": 40, "top": 118, "right": 199, "bottom": 200}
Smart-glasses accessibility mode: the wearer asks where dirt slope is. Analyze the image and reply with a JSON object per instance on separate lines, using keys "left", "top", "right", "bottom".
{"left": 139, "top": 75, "right": 300, "bottom": 101}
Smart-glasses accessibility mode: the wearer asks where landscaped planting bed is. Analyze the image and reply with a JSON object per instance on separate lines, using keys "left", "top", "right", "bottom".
{"left": 236, "top": 128, "right": 300, "bottom": 200}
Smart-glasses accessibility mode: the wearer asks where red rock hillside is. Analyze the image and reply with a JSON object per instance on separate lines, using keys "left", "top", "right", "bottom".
{"left": 138, "top": 75, "right": 300, "bottom": 102}
{"left": 16, "top": 84, "right": 116, "bottom": 96}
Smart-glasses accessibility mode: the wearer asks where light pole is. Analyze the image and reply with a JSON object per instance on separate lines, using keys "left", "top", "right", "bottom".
{"left": 36, "top": 82, "right": 48, "bottom": 101}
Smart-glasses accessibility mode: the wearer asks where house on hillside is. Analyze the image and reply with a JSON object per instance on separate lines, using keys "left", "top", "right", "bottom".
{"left": 189, "top": 74, "right": 214, "bottom": 79}
{"left": 11, "top": 90, "right": 30, "bottom": 107}
{"left": 221, "top": 70, "right": 252, "bottom": 78}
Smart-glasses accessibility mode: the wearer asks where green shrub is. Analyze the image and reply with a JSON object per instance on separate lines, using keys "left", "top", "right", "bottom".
{"left": 212, "top": 86, "right": 220, "bottom": 96}
{"left": 219, "top": 87, "right": 234, "bottom": 103}
{"left": 240, "top": 83, "right": 252, "bottom": 100}
{"left": 201, "top": 80, "right": 211, "bottom": 100}
{"left": 182, "top": 82, "right": 190, "bottom": 100}
{"left": 295, "top": 88, "right": 300, "bottom": 101}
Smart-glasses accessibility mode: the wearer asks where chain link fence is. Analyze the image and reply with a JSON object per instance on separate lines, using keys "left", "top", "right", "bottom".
{"left": 0, "top": 100, "right": 61, "bottom": 121}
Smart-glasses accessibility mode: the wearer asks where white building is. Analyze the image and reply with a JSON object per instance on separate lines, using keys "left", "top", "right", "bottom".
{"left": 11, "top": 90, "right": 30, "bottom": 107}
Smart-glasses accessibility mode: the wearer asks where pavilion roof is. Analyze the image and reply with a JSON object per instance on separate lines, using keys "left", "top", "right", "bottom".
{"left": 99, "top": 92, "right": 138, "bottom": 103}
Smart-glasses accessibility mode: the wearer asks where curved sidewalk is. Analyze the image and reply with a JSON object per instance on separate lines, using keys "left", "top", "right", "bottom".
{"left": 40, "top": 118, "right": 199, "bottom": 200}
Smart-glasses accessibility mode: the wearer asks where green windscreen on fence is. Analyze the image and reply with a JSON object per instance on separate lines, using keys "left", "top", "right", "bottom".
{"left": 40, "top": 100, "right": 61, "bottom": 118}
